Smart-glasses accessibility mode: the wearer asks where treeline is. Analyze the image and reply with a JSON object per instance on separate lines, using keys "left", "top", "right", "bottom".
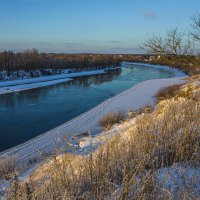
{"left": 1, "top": 49, "right": 199, "bottom": 76}
{"left": 50, "top": 53, "right": 121, "bottom": 69}
{"left": 0, "top": 49, "right": 123, "bottom": 72}
{"left": 0, "top": 49, "right": 63, "bottom": 72}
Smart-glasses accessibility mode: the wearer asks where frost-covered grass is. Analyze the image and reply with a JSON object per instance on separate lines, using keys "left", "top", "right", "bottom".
{"left": 5, "top": 76, "right": 200, "bottom": 200}
{"left": 0, "top": 156, "right": 17, "bottom": 180}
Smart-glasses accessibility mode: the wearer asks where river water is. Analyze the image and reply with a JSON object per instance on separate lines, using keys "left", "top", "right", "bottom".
{"left": 0, "top": 63, "right": 175, "bottom": 151}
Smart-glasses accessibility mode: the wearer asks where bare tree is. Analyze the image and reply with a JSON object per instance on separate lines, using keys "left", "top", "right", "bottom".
{"left": 167, "top": 27, "right": 193, "bottom": 55}
{"left": 142, "top": 27, "right": 193, "bottom": 56}
{"left": 166, "top": 27, "right": 183, "bottom": 55}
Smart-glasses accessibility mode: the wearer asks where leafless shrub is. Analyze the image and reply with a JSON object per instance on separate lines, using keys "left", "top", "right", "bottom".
{"left": 191, "top": 13, "right": 200, "bottom": 41}
{"left": 98, "top": 112, "right": 124, "bottom": 130}
{"left": 155, "top": 84, "right": 183, "bottom": 101}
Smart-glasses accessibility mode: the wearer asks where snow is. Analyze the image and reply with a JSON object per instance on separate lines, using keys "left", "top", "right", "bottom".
{"left": 0, "top": 78, "right": 72, "bottom": 94}
{"left": 157, "top": 164, "right": 200, "bottom": 197}
{"left": 78, "top": 118, "right": 137, "bottom": 151}
{"left": 106, "top": 164, "right": 200, "bottom": 199}
{"left": 0, "top": 69, "right": 105, "bottom": 95}
{"left": 0, "top": 69, "right": 105, "bottom": 87}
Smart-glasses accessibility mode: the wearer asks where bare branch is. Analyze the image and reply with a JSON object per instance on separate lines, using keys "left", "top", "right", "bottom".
{"left": 141, "top": 35, "right": 167, "bottom": 54}
{"left": 191, "top": 13, "right": 200, "bottom": 41}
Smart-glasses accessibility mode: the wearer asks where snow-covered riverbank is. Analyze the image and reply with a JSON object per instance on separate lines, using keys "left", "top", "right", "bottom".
{"left": 122, "top": 62, "right": 187, "bottom": 77}
{"left": 0, "top": 69, "right": 106, "bottom": 95}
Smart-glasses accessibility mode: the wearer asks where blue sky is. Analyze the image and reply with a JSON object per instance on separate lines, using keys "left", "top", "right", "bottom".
{"left": 0, "top": 0, "right": 199, "bottom": 53}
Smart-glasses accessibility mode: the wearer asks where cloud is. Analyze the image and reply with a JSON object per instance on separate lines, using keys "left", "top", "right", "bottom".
{"left": 144, "top": 11, "right": 157, "bottom": 18}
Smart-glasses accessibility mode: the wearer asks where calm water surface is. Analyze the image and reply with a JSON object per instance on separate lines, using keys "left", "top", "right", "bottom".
{"left": 0, "top": 63, "right": 174, "bottom": 151}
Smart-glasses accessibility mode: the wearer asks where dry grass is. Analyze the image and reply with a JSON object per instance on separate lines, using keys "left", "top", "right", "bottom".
{"left": 0, "top": 156, "right": 17, "bottom": 180}
{"left": 6, "top": 79, "right": 200, "bottom": 199}
{"left": 98, "top": 112, "right": 124, "bottom": 130}
{"left": 127, "top": 105, "right": 154, "bottom": 119}
{"left": 155, "top": 84, "right": 183, "bottom": 102}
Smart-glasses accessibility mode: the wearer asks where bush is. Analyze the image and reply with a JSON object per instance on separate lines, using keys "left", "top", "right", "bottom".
{"left": 98, "top": 112, "right": 123, "bottom": 130}
{"left": 0, "top": 156, "right": 17, "bottom": 180}
{"left": 155, "top": 84, "right": 182, "bottom": 101}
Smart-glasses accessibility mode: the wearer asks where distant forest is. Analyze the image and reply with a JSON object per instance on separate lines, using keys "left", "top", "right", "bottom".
{"left": 0, "top": 49, "right": 109, "bottom": 71}
{"left": 0, "top": 49, "right": 143, "bottom": 72}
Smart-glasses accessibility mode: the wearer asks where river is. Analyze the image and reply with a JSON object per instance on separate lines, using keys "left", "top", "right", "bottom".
{"left": 0, "top": 63, "right": 175, "bottom": 151}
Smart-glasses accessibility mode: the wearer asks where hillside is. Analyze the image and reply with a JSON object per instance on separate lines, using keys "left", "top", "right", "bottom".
{"left": 3, "top": 75, "right": 199, "bottom": 200}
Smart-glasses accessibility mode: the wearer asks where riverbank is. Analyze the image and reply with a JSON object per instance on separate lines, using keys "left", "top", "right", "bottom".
{"left": 0, "top": 69, "right": 108, "bottom": 95}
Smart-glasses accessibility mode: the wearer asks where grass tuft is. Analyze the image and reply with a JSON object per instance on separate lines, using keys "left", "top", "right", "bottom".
{"left": 98, "top": 112, "right": 124, "bottom": 130}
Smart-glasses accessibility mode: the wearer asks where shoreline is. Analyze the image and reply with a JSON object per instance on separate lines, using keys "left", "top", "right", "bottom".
{"left": 0, "top": 74, "right": 187, "bottom": 161}
{"left": 122, "top": 62, "right": 187, "bottom": 77}
{"left": 0, "top": 69, "right": 108, "bottom": 95}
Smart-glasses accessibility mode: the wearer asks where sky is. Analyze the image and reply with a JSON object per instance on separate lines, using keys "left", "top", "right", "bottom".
{"left": 0, "top": 0, "right": 199, "bottom": 53}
